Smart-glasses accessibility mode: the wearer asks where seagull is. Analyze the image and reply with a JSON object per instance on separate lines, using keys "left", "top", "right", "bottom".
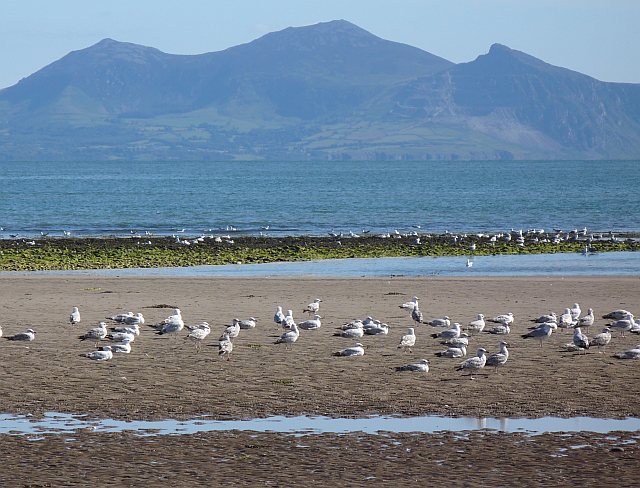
{"left": 397, "top": 327, "right": 416, "bottom": 353}
{"left": 111, "top": 341, "right": 132, "bottom": 354}
{"left": 466, "top": 314, "right": 485, "bottom": 333}
{"left": 334, "top": 327, "right": 364, "bottom": 339}
{"left": 590, "top": 327, "right": 612, "bottom": 353}
{"left": 411, "top": 306, "right": 424, "bottom": 326}
{"left": 78, "top": 322, "right": 107, "bottom": 346}
{"left": 602, "top": 309, "right": 632, "bottom": 321}
{"left": 425, "top": 316, "right": 450, "bottom": 328}
{"left": 119, "top": 313, "right": 145, "bottom": 326}
{"left": 108, "top": 331, "right": 136, "bottom": 343}
{"left": 364, "top": 323, "right": 389, "bottom": 335}
{"left": 441, "top": 334, "right": 469, "bottom": 348}
{"left": 333, "top": 343, "right": 365, "bottom": 357}
{"left": 399, "top": 296, "right": 419, "bottom": 311}
{"left": 5, "top": 328, "right": 36, "bottom": 342}
{"left": 570, "top": 303, "right": 582, "bottom": 321}
{"left": 298, "top": 314, "right": 322, "bottom": 330}
{"left": 110, "top": 324, "right": 140, "bottom": 336}
{"left": 303, "top": 298, "right": 322, "bottom": 316}
{"left": 185, "top": 323, "right": 211, "bottom": 350}
{"left": 238, "top": 317, "right": 257, "bottom": 330}
{"left": 338, "top": 319, "right": 364, "bottom": 331}
{"left": 435, "top": 345, "right": 467, "bottom": 358}
{"left": 81, "top": 345, "right": 113, "bottom": 361}
{"left": 108, "top": 312, "right": 134, "bottom": 323}
{"left": 69, "top": 306, "right": 81, "bottom": 326}
{"left": 486, "top": 341, "right": 509, "bottom": 372}
{"left": 274, "top": 306, "right": 285, "bottom": 326}
{"left": 576, "top": 308, "right": 594, "bottom": 332}
{"left": 275, "top": 323, "right": 299, "bottom": 346}
{"left": 218, "top": 333, "right": 233, "bottom": 360}
{"left": 283, "top": 309, "right": 296, "bottom": 329}
{"left": 455, "top": 348, "right": 487, "bottom": 378}
{"left": 431, "top": 323, "right": 461, "bottom": 340}
{"left": 221, "top": 319, "right": 241, "bottom": 340}
{"left": 489, "top": 313, "right": 514, "bottom": 325}
{"left": 522, "top": 323, "right": 553, "bottom": 347}
{"left": 572, "top": 327, "right": 589, "bottom": 354}
{"left": 151, "top": 309, "right": 184, "bottom": 331}
{"left": 395, "top": 359, "right": 429, "bottom": 373}
{"left": 609, "top": 314, "right": 634, "bottom": 337}
{"left": 558, "top": 308, "right": 576, "bottom": 331}
{"left": 613, "top": 345, "right": 640, "bottom": 360}
{"left": 530, "top": 312, "right": 557, "bottom": 324}
{"left": 156, "top": 316, "right": 184, "bottom": 337}
{"left": 485, "top": 323, "right": 510, "bottom": 335}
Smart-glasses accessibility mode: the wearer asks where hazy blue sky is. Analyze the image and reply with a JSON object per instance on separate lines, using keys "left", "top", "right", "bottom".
{"left": 1, "top": 0, "right": 638, "bottom": 89}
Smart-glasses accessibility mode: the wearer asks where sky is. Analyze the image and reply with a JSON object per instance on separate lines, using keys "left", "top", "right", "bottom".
{"left": 1, "top": 0, "right": 639, "bottom": 89}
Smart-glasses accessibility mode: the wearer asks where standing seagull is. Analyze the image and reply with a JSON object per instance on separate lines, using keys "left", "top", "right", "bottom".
{"left": 577, "top": 308, "right": 595, "bottom": 333}
{"left": 397, "top": 327, "right": 416, "bottom": 353}
{"left": 274, "top": 306, "right": 285, "bottom": 326}
{"left": 455, "top": 348, "right": 487, "bottom": 378}
{"left": 486, "top": 341, "right": 509, "bottom": 372}
{"left": 69, "top": 307, "right": 81, "bottom": 326}
{"left": 218, "top": 333, "right": 233, "bottom": 360}
{"left": 303, "top": 298, "right": 322, "bottom": 317}
{"left": 411, "top": 306, "right": 424, "bottom": 327}
{"left": 522, "top": 323, "right": 553, "bottom": 347}
{"left": 185, "top": 323, "right": 211, "bottom": 351}
{"left": 572, "top": 327, "right": 590, "bottom": 354}
{"left": 570, "top": 303, "right": 582, "bottom": 321}
{"left": 590, "top": 327, "right": 612, "bottom": 353}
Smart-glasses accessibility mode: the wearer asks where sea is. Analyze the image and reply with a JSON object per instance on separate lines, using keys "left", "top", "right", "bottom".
{"left": 1, "top": 159, "right": 639, "bottom": 238}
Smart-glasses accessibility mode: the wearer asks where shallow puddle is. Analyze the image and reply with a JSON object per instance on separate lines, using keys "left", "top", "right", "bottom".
{"left": 1, "top": 412, "right": 639, "bottom": 437}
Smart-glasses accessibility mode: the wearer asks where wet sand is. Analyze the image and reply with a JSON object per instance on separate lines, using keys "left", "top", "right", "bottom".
{"left": 0, "top": 275, "right": 639, "bottom": 485}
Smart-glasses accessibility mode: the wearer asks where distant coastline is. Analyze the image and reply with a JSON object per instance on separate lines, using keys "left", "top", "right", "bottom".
{"left": 1, "top": 233, "right": 637, "bottom": 272}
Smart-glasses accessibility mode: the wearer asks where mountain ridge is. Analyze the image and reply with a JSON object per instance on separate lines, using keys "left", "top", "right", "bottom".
{"left": 0, "top": 20, "right": 638, "bottom": 161}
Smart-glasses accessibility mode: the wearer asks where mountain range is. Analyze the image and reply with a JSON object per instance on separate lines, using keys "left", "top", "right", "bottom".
{"left": 1, "top": 19, "right": 639, "bottom": 161}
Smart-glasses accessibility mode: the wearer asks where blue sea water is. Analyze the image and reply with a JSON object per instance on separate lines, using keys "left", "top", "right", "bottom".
{"left": 1, "top": 159, "right": 639, "bottom": 238}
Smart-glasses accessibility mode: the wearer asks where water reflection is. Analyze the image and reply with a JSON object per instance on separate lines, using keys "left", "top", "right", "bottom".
{"left": 1, "top": 412, "right": 639, "bottom": 437}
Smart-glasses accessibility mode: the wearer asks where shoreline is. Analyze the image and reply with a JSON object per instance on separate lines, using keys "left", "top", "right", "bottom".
{"left": 1, "top": 275, "right": 638, "bottom": 421}
{"left": 1, "top": 233, "right": 638, "bottom": 271}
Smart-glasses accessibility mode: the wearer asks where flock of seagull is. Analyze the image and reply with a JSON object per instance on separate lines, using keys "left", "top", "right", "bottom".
{"left": 3, "top": 296, "right": 639, "bottom": 375}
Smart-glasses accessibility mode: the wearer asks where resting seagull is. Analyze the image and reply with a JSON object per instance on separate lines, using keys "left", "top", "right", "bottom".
{"left": 431, "top": 323, "right": 461, "bottom": 340}
{"left": 298, "top": 315, "right": 322, "bottom": 330}
{"left": 572, "top": 327, "right": 590, "bottom": 354}
{"left": 613, "top": 345, "right": 640, "bottom": 360}
{"left": 466, "top": 314, "right": 485, "bottom": 334}
{"left": 79, "top": 322, "right": 107, "bottom": 347}
{"left": 395, "top": 359, "right": 429, "bottom": 373}
{"left": 275, "top": 324, "right": 299, "bottom": 347}
{"left": 333, "top": 343, "right": 365, "bottom": 357}
{"left": 590, "top": 327, "right": 612, "bottom": 353}
{"left": 399, "top": 296, "right": 419, "bottom": 311}
{"left": 81, "top": 345, "right": 113, "bottom": 361}
{"left": 435, "top": 345, "right": 467, "bottom": 358}
{"left": 5, "top": 328, "right": 36, "bottom": 342}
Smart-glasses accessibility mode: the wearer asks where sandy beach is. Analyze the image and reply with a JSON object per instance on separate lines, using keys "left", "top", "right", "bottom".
{"left": 1, "top": 275, "right": 639, "bottom": 485}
